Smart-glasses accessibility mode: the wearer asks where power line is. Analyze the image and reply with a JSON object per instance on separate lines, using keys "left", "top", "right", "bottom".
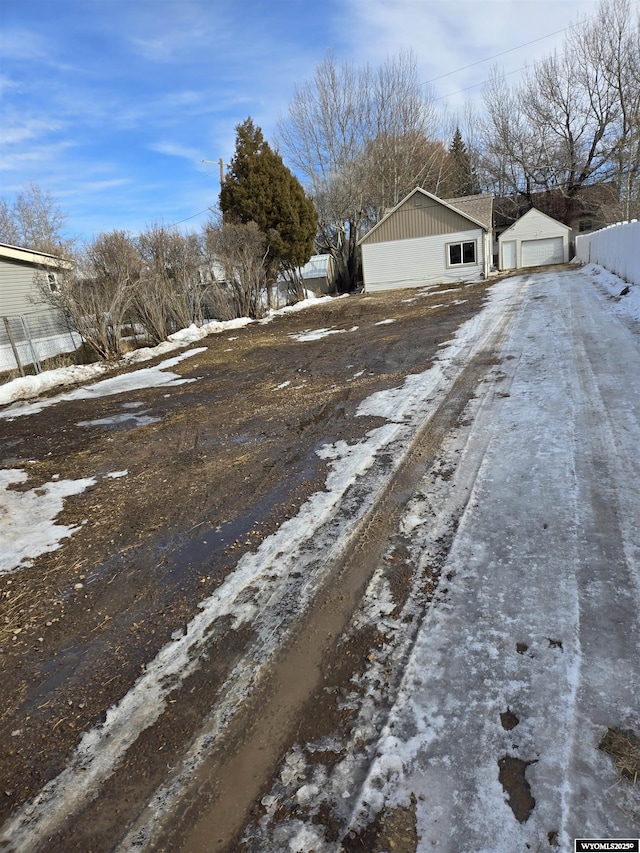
{"left": 424, "top": 24, "right": 577, "bottom": 85}
{"left": 168, "top": 207, "right": 213, "bottom": 228}
{"left": 433, "top": 59, "right": 537, "bottom": 103}
{"left": 425, "top": 1, "right": 639, "bottom": 101}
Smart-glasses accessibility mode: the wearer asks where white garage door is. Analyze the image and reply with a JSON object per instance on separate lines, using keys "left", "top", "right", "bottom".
{"left": 521, "top": 237, "right": 564, "bottom": 268}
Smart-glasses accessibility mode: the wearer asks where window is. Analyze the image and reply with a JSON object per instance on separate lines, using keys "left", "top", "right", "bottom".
{"left": 448, "top": 240, "right": 476, "bottom": 266}
{"left": 579, "top": 219, "right": 593, "bottom": 232}
{"left": 46, "top": 272, "right": 60, "bottom": 292}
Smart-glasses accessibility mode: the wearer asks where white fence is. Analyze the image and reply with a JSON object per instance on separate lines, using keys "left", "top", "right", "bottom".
{"left": 575, "top": 220, "right": 640, "bottom": 285}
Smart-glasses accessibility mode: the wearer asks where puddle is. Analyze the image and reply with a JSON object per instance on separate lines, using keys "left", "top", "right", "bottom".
{"left": 76, "top": 400, "right": 161, "bottom": 430}
{"left": 497, "top": 755, "right": 536, "bottom": 822}
{"left": 232, "top": 434, "right": 265, "bottom": 446}
{"left": 22, "top": 642, "right": 88, "bottom": 711}
{"left": 76, "top": 413, "right": 161, "bottom": 430}
{"left": 164, "top": 461, "right": 318, "bottom": 583}
{"left": 20, "top": 634, "right": 131, "bottom": 717}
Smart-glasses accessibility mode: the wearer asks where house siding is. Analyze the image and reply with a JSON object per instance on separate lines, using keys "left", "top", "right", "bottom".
{"left": 0, "top": 256, "right": 53, "bottom": 318}
{"left": 360, "top": 196, "right": 476, "bottom": 245}
{"left": 362, "top": 228, "right": 485, "bottom": 293}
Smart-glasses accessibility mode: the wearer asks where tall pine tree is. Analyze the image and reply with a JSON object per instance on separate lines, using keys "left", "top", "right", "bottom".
{"left": 449, "top": 127, "right": 480, "bottom": 197}
{"left": 219, "top": 118, "right": 317, "bottom": 277}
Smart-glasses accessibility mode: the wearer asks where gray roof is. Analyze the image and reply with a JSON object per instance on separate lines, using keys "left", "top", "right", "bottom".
{"left": 299, "top": 254, "right": 332, "bottom": 280}
{"left": 444, "top": 194, "right": 494, "bottom": 230}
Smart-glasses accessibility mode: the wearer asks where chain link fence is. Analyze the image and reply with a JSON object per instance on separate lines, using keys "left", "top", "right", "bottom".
{"left": 0, "top": 311, "right": 82, "bottom": 376}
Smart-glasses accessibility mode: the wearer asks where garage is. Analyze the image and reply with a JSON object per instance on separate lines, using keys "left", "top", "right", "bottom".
{"left": 521, "top": 236, "right": 564, "bottom": 267}
{"left": 498, "top": 208, "right": 571, "bottom": 271}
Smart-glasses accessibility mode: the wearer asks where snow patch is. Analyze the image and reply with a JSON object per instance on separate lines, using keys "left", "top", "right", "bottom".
{"left": 0, "top": 469, "right": 96, "bottom": 575}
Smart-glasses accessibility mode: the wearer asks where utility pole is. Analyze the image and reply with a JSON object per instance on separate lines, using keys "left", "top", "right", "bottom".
{"left": 201, "top": 158, "right": 225, "bottom": 189}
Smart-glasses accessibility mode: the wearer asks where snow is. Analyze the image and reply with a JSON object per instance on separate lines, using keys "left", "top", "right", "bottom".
{"left": 2, "top": 267, "right": 639, "bottom": 851}
{"left": 345, "top": 267, "right": 640, "bottom": 848}
{"left": 290, "top": 325, "right": 358, "bottom": 342}
{"left": 0, "top": 295, "right": 345, "bottom": 409}
{"left": 0, "top": 469, "right": 96, "bottom": 575}
{"left": 582, "top": 262, "right": 640, "bottom": 325}
{"left": 575, "top": 220, "right": 640, "bottom": 286}
{"left": 0, "top": 348, "right": 205, "bottom": 420}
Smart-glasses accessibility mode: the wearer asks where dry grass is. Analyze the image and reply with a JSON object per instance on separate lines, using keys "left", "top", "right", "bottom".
{"left": 599, "top": 726, "right": 640, "bottom": 784}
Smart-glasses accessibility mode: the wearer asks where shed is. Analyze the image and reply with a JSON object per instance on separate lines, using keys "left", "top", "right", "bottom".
{"left": 297, "top": 253, "right": 336, "bottom": 296}
{"left": 359, "top": 189, "right": 493, "bottom": 293}
{"left": 498, "top": 208, "right": 571, "bottom": 271}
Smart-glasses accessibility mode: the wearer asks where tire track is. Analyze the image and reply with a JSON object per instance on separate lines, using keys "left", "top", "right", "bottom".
{"left": 136, "top": 287, "right": 526, "bottom": 853}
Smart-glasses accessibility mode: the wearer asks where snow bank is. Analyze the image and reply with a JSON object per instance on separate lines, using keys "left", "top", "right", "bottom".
{"left": 0, "top": 349, "right": 205, "bottom": 420}
{"left": 581, "top": 263, "right": 640, "bottom": 325}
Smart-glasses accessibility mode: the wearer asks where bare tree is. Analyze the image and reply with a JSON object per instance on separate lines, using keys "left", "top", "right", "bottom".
{"left": 205, "top": 221, "right": 268, "bottom": 319}
{"left": 0, "top": 183, "right": 72, "bottom": 255}
{"left": 481, "top": 0, "right": 640, "bottom": 219}
{"left": 134, "top": 225, "right": 205, "bottom": 344}
{"left": 278, "top": 51, "right": 440, "bottom": 290}
{"left": 36, "top": 231, "right": 138, "bottom": 361}
{"left": 586, "top": 0, "right": 640, "bottom": 217}
{"left": 0, "top": 199, "right": 21, "bottom": 246}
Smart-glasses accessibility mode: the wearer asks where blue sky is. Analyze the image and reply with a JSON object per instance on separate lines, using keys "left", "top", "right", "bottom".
{"left": 0, "top": 0, "right": 603, "bottom": 245}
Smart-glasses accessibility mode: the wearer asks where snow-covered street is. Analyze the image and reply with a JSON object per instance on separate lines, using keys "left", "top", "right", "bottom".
{"left": 0, "top": 266, "right": 638, "bottom": 853}
{"left": 348, "top": 269, "right": 640, "bottom": 850}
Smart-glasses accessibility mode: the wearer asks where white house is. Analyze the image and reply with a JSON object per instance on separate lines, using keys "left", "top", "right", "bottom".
{"left": 498, "top": 208, "right": 571, "bottom": 271}
{"left": 358, "top": 189, "right": 493, "bottom": 294}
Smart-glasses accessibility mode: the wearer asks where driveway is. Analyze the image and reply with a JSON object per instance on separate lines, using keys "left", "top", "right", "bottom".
{"left": 0, "top": 267, "right": 638, "bottom": 852}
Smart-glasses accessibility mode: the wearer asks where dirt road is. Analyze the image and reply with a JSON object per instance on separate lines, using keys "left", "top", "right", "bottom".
{"left": 1, "top": 268, "right": 638, "bottom": 852}
{"left": 0, "top": 279, "right": 503, "bottom": 850}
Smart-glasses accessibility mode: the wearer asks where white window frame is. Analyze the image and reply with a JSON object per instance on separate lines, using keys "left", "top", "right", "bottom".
{"left": 46, "top": 271, "right": 60, "bottom": 292}
{"left": 447, "top": 240, "right": 477, "bottom": 267}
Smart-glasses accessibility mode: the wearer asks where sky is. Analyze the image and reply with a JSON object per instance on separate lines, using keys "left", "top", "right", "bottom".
{"left": 0, "top": 0, "right": 606, "bottom": 244}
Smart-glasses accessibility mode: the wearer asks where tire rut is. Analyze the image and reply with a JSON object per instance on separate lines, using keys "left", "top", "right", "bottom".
{"left": 138, "top": 309, "right": 519, "bottom": 853}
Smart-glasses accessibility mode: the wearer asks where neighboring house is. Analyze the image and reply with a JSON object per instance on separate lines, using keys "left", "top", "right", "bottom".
{"left": 358, "top": 189, "right": 493, "bottom": 294}
{"left": 0, "top": 242, "right": 76, "bottom": 373}
{"left": 0, "top": 242, "right": 71, "bottom": 315}
{"left": 498, "top": 208, "right": 571, "bottom": 271}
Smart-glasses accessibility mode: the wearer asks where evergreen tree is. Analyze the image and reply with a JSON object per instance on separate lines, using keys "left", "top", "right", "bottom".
{"left": 219, "top": 118, "right": 317, "bottom": 277}
{"left": 449, "top": 128, "right": 480, "bottom": 197}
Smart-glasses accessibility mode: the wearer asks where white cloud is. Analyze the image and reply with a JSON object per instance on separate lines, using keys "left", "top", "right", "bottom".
{"left": 0, "top": 141, "right": 78, "bottom": 172}
{"left": 0, "top": 27, "right": 52, "bottom": 61}
{"left": 148, "top": 141, "right": 203, "bottom": 161}
{"left": 126, "top": 1, "right": 224, "bottom": 62}
{"left": 0, "top": 118, "right": 63, "bottom": 146}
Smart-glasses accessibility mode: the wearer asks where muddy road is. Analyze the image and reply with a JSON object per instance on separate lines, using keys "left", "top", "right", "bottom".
{"left": 4, "top": 269, "right": 636, "bottom": 853}
{"left": 0, "top": 280, "right": 508, "bottom": 851}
